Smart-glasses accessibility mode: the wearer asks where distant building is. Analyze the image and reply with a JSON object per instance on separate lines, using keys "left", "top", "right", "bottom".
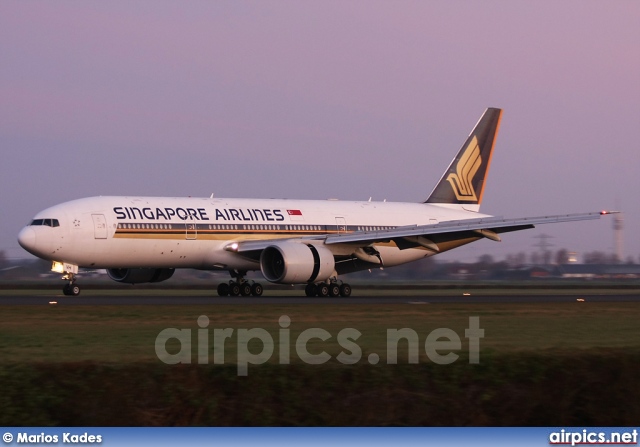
{"left": 555, "top": 264, "right": 640, "bottom": 279}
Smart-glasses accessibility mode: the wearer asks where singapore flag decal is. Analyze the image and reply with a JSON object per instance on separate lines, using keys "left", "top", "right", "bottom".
{"left": 287, "top": 209, "right": 304, "bottom": 221}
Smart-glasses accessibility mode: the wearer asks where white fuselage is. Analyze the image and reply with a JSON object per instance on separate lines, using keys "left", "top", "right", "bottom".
{"left": 18, "top": 196, "right": 489, "bottom": 272}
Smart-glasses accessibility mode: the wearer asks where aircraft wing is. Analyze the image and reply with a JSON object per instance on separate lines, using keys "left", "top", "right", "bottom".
{"left": 227, "top": 211, "right": 612, "bottom": 254}
{"left": 324, "top": 211, "right": 610, "bottom": 247}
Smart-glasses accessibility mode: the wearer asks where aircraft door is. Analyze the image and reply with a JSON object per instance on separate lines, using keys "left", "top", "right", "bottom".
{"left": 335, "top": 217, "right": 347, "bottom": 234}
{"left": 91, "top": 214, "right": 108, "bottom": 239}
{"left": 186, "top": 222, "right": 197, "bottom": 240}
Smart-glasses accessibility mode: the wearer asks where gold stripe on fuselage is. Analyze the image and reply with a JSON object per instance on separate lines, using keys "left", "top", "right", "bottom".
{"left": 111, "top": 228, "right": 405, "bottom": 248}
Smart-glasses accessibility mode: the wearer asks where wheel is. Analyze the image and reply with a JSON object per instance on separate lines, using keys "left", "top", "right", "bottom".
{"left": 340, "top": 283, "right": 352, "bottom": 297}
{"left": 229, "top": 282, "right": 241, "bottom": 296}
{"left": 251, "top": 283, "right": 264, "bottom": 297}
{"left": 217, "top": 283, "right": 230, "bottom": 296}
{"left": 304, "top": 283, "right": 316, "bottom": 297}
{"left": 317, "top": 284, "right": 329, "bottom": 297}
{"left": 63, "top": 284, "right": 80, "bottom": 296}
{"left": 240, "top": 282, "right": 252, "bottom": 296}
{"left": 328, "top": 283, "right": 340, "bottom": 297}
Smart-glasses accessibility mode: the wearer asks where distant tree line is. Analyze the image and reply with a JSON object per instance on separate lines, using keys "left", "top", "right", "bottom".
{"left": 1, "top": 248, "right": 639, "bottom": 283}
{"left": 504, "top": 249, "right": 637, "bottom": 267}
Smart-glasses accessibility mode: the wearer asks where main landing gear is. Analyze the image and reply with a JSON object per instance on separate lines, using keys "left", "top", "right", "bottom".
{"left": 305, "top": 280, "right": 352, "bottom": 297}
{"left": 215, "top": 270, "right": 352, "bottom": 298}
{"left": 217, "top": 270, "right": 264, "bottom": 297}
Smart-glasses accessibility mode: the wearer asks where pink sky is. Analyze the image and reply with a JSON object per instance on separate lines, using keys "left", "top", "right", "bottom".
{"left": 1, "top": 1, "right": 638, "bottom": 262}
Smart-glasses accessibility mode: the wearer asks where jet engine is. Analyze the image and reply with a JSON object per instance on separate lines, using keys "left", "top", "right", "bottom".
{"left": 260, "top": 242, "right": 335, "bottom": 284}
{"left": 107, "top": 268, "right": 175, "bottom": 284}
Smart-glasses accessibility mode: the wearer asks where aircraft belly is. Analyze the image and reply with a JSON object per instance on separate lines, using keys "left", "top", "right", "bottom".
{"left": 68, "top": 237, "right": 222, "bottom": 269}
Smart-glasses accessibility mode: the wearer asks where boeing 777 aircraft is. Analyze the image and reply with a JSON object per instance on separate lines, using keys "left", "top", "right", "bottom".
{"left": 18, "top": 108, "right": 612, "bottom": 296}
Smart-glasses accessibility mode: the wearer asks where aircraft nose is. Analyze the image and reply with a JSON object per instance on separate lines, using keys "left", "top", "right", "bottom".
{"left": 17, "top": 227, "right": 36, "bottom": 253}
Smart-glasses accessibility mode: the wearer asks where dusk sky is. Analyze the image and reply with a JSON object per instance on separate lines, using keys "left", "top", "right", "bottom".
{"left": 1, "top": 1, "right": 638, "bottom": 263}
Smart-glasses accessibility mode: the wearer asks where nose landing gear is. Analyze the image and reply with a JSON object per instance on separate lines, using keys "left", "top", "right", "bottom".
{"left": 53, "top": 262, "right": 81, "bottom": 296}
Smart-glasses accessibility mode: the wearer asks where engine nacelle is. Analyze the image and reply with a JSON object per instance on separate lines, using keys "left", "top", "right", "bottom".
{"left": 107, "top": 268, "right": 175, "bottom": 284}
{"left": 260, "top": 242, "right": 335, "bottom": 284}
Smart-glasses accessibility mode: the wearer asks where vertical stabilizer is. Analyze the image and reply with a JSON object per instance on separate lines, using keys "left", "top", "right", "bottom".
{"left": 425, "top": 108, "right": 502, "bottom": 212}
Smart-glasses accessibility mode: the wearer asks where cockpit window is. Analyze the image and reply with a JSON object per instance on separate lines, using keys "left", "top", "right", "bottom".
{"left": 30, "top": 219, "right": 60, "bottom": 227}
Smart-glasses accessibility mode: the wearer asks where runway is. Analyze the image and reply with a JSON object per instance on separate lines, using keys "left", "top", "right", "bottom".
{"left": 1, "top": 292, "right": 639, "bottom": 305}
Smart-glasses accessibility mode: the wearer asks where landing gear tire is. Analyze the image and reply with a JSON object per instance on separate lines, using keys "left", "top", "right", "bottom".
{"left": 316, "top": 284, "right": 330, "bottom": 297}
{"left": 251, "top": 283, "right": 264, "bottom": 297}
{"left": 306, "top": 282, "right": 350, "bottom": 297}
{"left": 229, "top": 282, "right": 241, "bottom": 296}
{"left": 240, "top": 282, "right": 252, "bottom": 296}
{"left": 63, "top": 284, "right": 80, "bottom": 296}
{"left": 217, "top": 283, "right": 230, "bottom": 296}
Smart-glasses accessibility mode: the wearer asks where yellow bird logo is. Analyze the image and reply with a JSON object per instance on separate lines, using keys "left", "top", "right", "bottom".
{"left": 446, "top": 136, "right": 482, "bottom": 201}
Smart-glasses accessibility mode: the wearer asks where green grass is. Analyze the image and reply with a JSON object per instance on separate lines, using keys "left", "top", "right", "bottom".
{"left": 1, "top": 302, "right": 639, "bottom": 364}
{"left": 2, "top": 300, "right": 640, "bottom": 426}
{"left": 2, "top": 352, "right": 640, "bottom": 426}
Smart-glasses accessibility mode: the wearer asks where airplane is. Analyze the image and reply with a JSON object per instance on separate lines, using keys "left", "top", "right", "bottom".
{"left": 17, "top": 108, "right": 613, "bottom": 297}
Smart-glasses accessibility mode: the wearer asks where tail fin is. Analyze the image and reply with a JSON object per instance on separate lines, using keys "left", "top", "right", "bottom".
{"left": 425, "top": 107, "right": 502, "bottom": 212}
